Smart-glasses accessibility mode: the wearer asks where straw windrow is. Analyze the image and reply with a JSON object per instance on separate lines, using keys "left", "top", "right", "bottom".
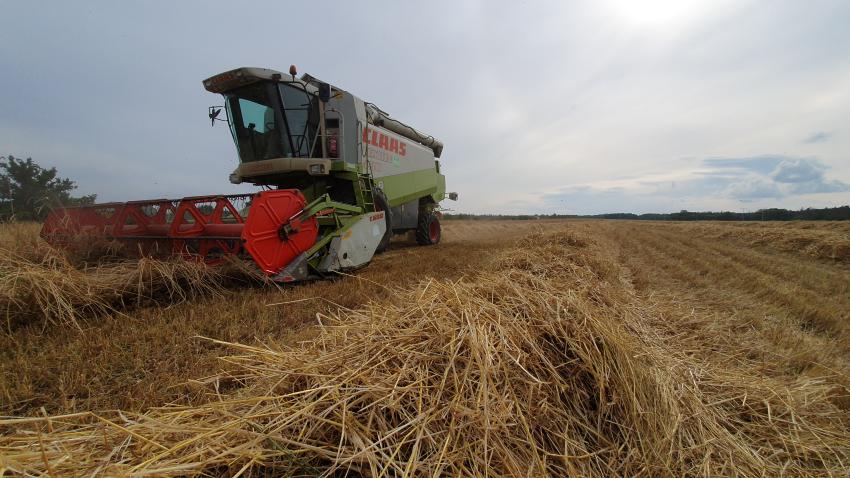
{"left": 672, "top": 221, "right": 850, "bottom": 263}
{"left": 2, "top": 228, "right": 848, "bottom": 476}
{"left": 0, "top": 222, "right": 258, "bottom": 330}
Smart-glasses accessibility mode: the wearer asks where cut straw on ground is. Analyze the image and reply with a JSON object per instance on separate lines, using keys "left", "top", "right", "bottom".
{"left": 0, "top": 222, "right": 263, "bottom": 330}
{"left": 2, "top": 228, "right": 848, "bottom": 476}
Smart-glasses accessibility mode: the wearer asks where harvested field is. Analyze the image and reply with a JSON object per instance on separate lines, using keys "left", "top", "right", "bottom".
{"left": 0, "top": 220, "right": 566, "bottom": 414}
{"left": 2, "top": 220, "right": 850, "bottom": 476}
{"left": 669, "top": 220, "right": 850, "bottom": 263}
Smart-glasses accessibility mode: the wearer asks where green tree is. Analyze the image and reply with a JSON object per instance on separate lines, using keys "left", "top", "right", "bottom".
{"left": 0, "top": 155, "right": 96, "bottom": 221}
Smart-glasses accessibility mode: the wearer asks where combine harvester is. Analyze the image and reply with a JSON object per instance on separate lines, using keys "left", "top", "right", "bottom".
{"left": 42, "top": 66, "right": 456, "bottom": 281}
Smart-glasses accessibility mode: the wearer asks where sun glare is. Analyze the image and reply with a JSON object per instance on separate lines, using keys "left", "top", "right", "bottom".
{"left": 604, "top": 0, "right": 711, "bottom": 27}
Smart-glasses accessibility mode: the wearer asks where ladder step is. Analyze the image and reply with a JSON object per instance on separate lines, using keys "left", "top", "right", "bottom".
{"left": 359, "top": 173, "right": 377, "bottom": 211}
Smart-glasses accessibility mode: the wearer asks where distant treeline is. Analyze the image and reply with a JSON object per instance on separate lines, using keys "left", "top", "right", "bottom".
{"left": 443, "top": 205, "right": 850, "bottom": 221}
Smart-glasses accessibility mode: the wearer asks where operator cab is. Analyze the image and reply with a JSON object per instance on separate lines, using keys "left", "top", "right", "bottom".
{"left": 203, "top": 67, "right": 335, "bottom": 187}
{"left": 224, "top": 81, "right": 319, "bottom": 162}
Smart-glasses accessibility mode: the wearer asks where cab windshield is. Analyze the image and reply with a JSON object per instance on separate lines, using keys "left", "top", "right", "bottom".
{"left": 224, "top": 82, "right": 318, "bottom": 162}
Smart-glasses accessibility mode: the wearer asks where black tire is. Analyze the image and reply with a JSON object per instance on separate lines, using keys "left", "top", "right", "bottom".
{"left": 416, "top": 210, "right": 441, "bottom": 245}
{"left": 373, "top": 189, "right": 391, "bottom": 254}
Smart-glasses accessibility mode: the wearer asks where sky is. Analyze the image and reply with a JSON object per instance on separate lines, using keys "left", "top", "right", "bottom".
{"left": 1, "top": 0, "right": 849, "bottom": 215}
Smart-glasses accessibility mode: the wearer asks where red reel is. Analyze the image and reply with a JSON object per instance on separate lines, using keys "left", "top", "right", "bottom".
{"left": 41, "top": 191, "right": 318, "bottom": 276}
{"left": 241, "top": 190, "right": 319, "bottom": 275}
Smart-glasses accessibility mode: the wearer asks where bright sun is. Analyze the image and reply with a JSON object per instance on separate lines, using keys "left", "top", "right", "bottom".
{"left": 604, "top": 0, "right": 712, "bottom": 27}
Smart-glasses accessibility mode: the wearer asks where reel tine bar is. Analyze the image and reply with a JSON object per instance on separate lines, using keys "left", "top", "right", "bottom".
{"left": 42, "top": 194, "right": 253, "bottom": 263}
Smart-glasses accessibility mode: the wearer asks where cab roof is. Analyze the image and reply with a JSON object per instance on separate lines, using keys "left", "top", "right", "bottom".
{"left": 203, "top": 67, "right": 313, "bottom": 94}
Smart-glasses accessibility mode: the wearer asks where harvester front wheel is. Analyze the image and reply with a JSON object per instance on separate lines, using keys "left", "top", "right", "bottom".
{"left": 373, "top": 190, "right": 392, "bottom": 254}
{"left": 416, "top": 211, "right": 441, "bottom": 245}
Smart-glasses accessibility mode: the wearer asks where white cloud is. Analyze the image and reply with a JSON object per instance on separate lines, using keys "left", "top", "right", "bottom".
{"left": 0, "top": 0, "right": 849, "bottom": 214}
{"left": 543, "top": 155, "right": 849, "bottom": 213}
{"left": 803, "top": 132, "right": 832, "bottom": 144}
{"left": 722, "top": 177, "right": 782, "bottom": 201}
{"left": 770, "top": 158, "right": 824, "bottom": 184}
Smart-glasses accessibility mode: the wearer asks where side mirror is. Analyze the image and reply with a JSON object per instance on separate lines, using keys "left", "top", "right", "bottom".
{"left": 208, "top": 106, "right": 224, "bottom": 127}
{"left": 448, "top": 192, "right": 458, "bottom": 201}
{"left": 318, "top": 82, "right": 331, "bottom": 102}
